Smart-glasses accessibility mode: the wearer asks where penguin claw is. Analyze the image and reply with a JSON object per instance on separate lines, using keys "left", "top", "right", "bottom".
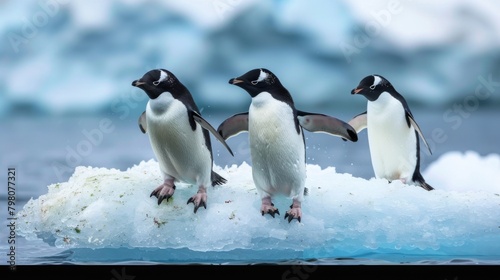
{"left": 150, "top": 184, "right": 176, "bottom": 205}
{"left": 156, "top": 195, "right": 172, "bottom": 205}
{"left": 260, "top": 206, "right": 280, "bottom": 218}
{"left": 187, "top": 198, "right": 207, "bottom": 213}
{"left": 187, "top": 192, "right": 208, "bottom": 213}
{"left": 157, "top": 195, "right": 164, "bottom": 205}
{"left": 284, "top": 207, "right": 302, "bottom": 223}
{"left": 260, "top": 197, "right": 280, "bottom": 218}
{"left": 270, "top": 209, "right": 279, "bottom": 218}
{"left": 284, "top": 213, "right": 301, "bottom": 223}
{"left": 261, "top": 209, "right": 280, "bottom": 218}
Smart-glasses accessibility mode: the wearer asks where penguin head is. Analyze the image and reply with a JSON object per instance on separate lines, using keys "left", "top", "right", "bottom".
{"left": 228, "top": 68, "right": 282, "bottom": 97}
{"left": 132, "top": 69, "right": 178, "bottom": 99}
{"left": 351, "top": 74, "right": 394, "bottom": 102}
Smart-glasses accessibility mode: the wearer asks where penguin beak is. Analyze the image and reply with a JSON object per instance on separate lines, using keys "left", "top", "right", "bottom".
{"left": 229, "top": 78, "right": 243, "bottom": 85}
{"left": 132, "top": 80, "right": 145, "bottom": 87}
{"left": 351, "top": 88, "right": 363, "bottom": 95}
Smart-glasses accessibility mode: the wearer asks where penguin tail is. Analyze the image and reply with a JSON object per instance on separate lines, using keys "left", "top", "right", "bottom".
{"left": 419, "top": 181, "right": 434, "bottom": 191}
{"left": 413, "top": 177, "right": 434, "bottom": 191}
{"left": 412, "top": 171, "right": 434, "bottom": 191}
{"left": 211, "top": 171, "right": 227, "bottom": 186}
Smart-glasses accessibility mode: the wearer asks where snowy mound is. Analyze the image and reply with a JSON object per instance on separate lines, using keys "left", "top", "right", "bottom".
{"left": 17, "top": 151, "right": 500, "bottom": 261}
{"left": 423, "top": 150, "right": 500, "bottom": 193}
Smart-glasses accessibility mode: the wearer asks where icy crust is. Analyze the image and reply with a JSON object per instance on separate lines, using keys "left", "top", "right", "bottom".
{"left": 17, "top": 152, "right": 500, "bottom": 257}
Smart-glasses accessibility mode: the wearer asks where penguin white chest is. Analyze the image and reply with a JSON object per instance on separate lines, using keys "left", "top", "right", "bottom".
{"left": 367, "top": 92, "right": 417, "bottom": 181}
{"left": 248, "top": 92, "right": 306, "bottom": 198}
{"left": 145, "top": 93, "right": 211, "bottom": 185}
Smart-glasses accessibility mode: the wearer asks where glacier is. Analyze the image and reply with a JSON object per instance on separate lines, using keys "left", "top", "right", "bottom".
{"left": 2, "top": 0, "right": 500, "bottom": 117}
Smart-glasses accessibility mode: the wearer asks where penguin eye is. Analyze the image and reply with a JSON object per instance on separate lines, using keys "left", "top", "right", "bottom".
{"left": 153, "top": 81, "right": 160, "bottom": 86}
{"left": 369, "top": 85, "right": 376, "bottom": 90}
{"left": 251, "top": 80, "right": 259, "bottom": 85}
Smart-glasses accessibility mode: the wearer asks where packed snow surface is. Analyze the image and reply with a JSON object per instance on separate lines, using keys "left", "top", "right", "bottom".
{"left": 17, "top": 151, "right": 500, "bottom": 260}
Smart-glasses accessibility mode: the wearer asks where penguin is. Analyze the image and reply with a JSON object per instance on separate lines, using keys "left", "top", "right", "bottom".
{"left": 348, "top": 74, "right": 434, "bottom": 191}
{"left": 217, "top": 68, "right": 358, "bottom": 222}
{"left": 132, "top": 69, "right": 234, "bottom": 213}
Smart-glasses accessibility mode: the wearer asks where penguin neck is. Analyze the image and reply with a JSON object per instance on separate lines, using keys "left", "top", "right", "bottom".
{"left": 367, "top": 91, "right": 402, "bottom": 118}
{"left": 251, "top": 92, "right": 273, "bottom": 108}
{"left": 252, "top": 88, "right": 294, "bottom": 107}
{"left": 148, "top": 92, "right": 175, "bottom": 114}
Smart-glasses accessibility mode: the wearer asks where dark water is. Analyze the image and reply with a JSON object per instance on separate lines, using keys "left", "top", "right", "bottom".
{"left": 1, "top": 107, "right": 499, "bottom": 267}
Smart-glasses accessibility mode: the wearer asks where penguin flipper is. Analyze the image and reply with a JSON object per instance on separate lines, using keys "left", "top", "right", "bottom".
{"left": 406, "top": 112, "right": 432, "bottom": 155}
{"left": 138, "top": 111, "right": 147, "bottom": 134}
{"left": 339, "top": 111, "right": 367, "bottom": 142}
{"left": 192, "top": 111, "right": 234, "bottom": 157}
{"left": 348, "top": 111, "right": 367, "bottom": 134}
{"left": 296, "top": 110, "right": 358, "bottom": 142}
{"left": 216, "top": 112, "right": 249, "bottom": 141}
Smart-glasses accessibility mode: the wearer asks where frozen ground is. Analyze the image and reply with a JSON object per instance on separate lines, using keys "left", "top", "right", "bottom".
{"left": 12, "top": 150, "right": 500, "bottom": 263}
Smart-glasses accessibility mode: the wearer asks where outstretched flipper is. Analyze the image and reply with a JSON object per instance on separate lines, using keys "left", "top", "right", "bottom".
{"left": 217, "top": 112, "right": 249, "bottom": 141}
{"left": 342, "top": 111, "right": 367, "bottom": 141}
{"left": 347, "top": 111, "right": 368, "bottom": 134}
{"left": 296, "top": 110, "right": 358, "bottom": 142}
{"left": 138, "top": 111, "right": 147, "bottom": 134}
{"left": 191, "top": 111, "right": 234, "bottom": 156}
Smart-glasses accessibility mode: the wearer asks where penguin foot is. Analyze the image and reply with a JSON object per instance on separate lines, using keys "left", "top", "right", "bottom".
{"left": 260, "top": 197, "right": 280, "bottom": 218}
{"left": 150, "top": 183, "right": 176, "bottom": 205}
{"left": 187, "top": 188, "right": 207, "bottom": 213}
{"left": 284, "top": 201, "right": 302, "bottom": 223}
{"left": 261, "top": 204, "right": 280, "bottom": 218}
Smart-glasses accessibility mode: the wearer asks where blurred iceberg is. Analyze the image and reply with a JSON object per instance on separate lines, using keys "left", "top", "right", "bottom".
{"left": 1, "top": 0, "right": 500, "bottom": 117}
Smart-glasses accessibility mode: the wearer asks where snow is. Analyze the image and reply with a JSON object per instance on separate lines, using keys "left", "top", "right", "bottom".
{"left": 16, "top": 151, "right": 500, "bottom": 260}
{"left": 423, "top": 150, "right": 500, "bottom": 193}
